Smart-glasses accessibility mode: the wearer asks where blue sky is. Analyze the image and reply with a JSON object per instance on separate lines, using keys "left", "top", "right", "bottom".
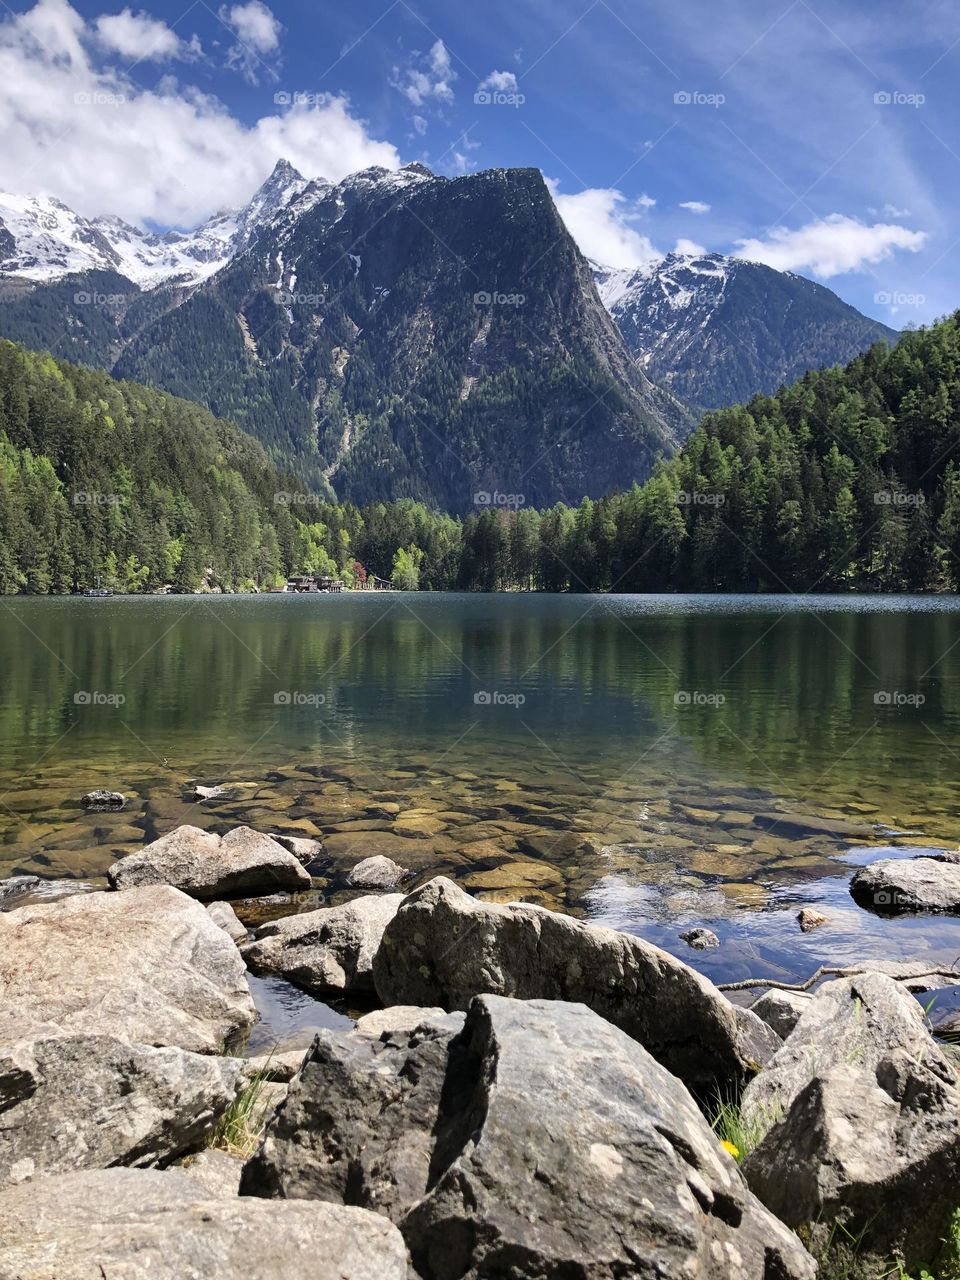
{"left": 1, "top": 0, "right": 958, "bottom": 325}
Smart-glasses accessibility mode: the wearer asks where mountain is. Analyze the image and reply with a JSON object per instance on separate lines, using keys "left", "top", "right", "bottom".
{"left": 0, "top": 163, "right": 691, "bottom": 510}
{"left": 0, "top": 338, "right": 316, "bottom": 594}
{"left": 0, "top": 160, "right": 307, "bottom": 288}
{"left": 592, "top": 252, "right": 899, "bottom": 414}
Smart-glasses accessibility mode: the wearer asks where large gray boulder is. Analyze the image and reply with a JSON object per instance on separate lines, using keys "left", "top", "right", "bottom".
{"left": 0, "top": 885, "right": 255, "bottom": 1053}
{"left": 241, "top": 894, "right": 404, "bottom": 995}
{"left": 0, "top": 1168, "right": 409, "bottom": 1279}
{"left": 850, "top": 856, "right": 960, "bottom": 913}
{"left": 108, "top": 825, "right": 312, "bottom": 900}
{"left": 0, "top": 1018, "right": 242, "bottom": 1187}
{"left": 372, "top": 877, "right": 777, "bottom": 1096}
{"left": 242, "top": 995, "right": 814, "bottom": 1280}
{"left": 741, "top": 972, "right": 954, "bottom": 1138}
{"left": 744, "top": 1050, "right": 960, "bottom": 1266}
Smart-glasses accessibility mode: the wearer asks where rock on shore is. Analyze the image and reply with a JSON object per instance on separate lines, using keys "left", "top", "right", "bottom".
{"left": 107, "top": 825, "right": 312, "bottom": 900}
{"left": 0, "top": 1022, "right": 242, "bottom": 1185}
{"left": 372, "top": 876, "right": 778, "bottom": 1096}
{"left": 0, "top": 885, "right": 255, "bottom": 1052}
{"left": 242, "top": 995, "right": 815, "bottom": 1280}
{"left": 743, "top": 973, "right": 960, "bottom": 1265}
{"left": 241, "top": 894, "right": 404, "bottom": 994}
{"left": 0, "top": 1169, "right": 409, "bottom": 1279}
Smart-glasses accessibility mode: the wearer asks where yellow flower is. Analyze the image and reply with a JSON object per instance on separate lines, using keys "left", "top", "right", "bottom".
{"left": 721, "top": 1139, "right": 740, "bottom": 1159}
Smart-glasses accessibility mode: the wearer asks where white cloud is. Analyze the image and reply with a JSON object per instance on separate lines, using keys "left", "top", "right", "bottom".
{"left": 679, "top": 200, "right": 710, "bottom": 214}
{"left": 94, "top": 8, "right": 183, "bottom": 62}
{"left": 412, "top": 114, "right": 428, "bottom": 136}
{"left": 219, "top": 0, "right": 281, "bottom": 82}
{"left": 0, "top": 0, "right": 400, "bottom": 227}
{"left": 222, "top": 0, "right": 279, "bottom": 51}
{"left": 674, "top": 237, "right": 706, "bottom": 256}
{"left": 391, "top": 38, "right": 456, "bottom": 109}
{"left": 477, "top": 69, "right": 518, "bottom": 93}
{"left": 882, "top": 203, "right": 911, "bottom": 218}
{"left": 546, "top": 180, "right": 661, "bottom": 270}
{"left": 735, "top": 214, "right": 926, "bottom": 278}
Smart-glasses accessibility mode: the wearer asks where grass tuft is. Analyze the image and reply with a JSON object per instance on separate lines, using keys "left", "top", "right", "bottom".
{"left": 208, "top": 1062, "right": 274, "bottom": 1159}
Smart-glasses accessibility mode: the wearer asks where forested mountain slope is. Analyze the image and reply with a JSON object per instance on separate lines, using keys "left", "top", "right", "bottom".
{"left": 0, "top": 340, "right": 310, "bottom": 593}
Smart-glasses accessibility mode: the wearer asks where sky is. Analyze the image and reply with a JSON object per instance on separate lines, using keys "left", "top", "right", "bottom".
{"left": 0, "top": 0, "right": 957, "bottom": 325}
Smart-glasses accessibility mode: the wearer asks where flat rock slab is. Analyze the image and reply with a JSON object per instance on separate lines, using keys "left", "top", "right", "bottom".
{"left": 0, "top": 1168, "right": 409, "bottom": 1279}
{"left": 850, "top": 857, "right": 960, "bottom": 913}
{"left": 0, "top": 885, "right": 255, "bottom": 1052}
{"left": 0, "top": 1022, "right": 241, "bottom": 1187}
{"left": 242, "top": 995, "right": 814, "bottom": 1280}
{"left": 753, "top": 811, "right": 877, "bottom": 839}
{"left": 373, "top": 876, "right": 778, "bottom": 1097}
{"left": 241, "top": 894, "right": 404, "bottom": 994}
{"left": 108, "top": 825, "right": 312, "bottom": 900}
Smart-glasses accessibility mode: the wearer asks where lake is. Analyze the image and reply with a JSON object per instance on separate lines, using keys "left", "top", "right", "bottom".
{"left": 3, "top": 592, "right": 960, "bottom": 993}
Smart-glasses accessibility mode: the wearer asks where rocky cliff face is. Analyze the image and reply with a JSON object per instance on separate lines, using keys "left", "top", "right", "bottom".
{"left": 0, "top": 163, "right": 689, "bottom": 508}
{"left": 114, "top": 164, "right": 690, "bottom": 507}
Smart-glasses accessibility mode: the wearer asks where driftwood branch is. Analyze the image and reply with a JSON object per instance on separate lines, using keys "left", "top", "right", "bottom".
{"left": 717, "top": 965, "right": 960, "bottom": 994}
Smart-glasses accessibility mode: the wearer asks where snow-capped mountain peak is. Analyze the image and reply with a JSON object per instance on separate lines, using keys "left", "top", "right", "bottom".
{"left": 592, "top": 250, "right": 897, "bottom": 413}
{"left": 0, "top": 157, "right": 312, "bottom": 289}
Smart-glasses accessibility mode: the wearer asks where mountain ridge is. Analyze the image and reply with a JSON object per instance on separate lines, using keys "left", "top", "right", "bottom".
{"left": 0, "top": 159, "right": 309, "bottom": 288}
{"left": 592, "top": 250, "right": 899, "bottom": 413}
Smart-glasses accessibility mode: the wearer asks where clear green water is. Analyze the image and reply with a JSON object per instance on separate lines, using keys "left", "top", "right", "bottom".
{"left": 3, "top": 592, "right": 960, "bottom": 986}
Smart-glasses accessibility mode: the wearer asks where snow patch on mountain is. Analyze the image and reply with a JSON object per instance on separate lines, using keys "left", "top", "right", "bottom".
{"left": 0, "top": 158, "right": 310, "bottom": 289}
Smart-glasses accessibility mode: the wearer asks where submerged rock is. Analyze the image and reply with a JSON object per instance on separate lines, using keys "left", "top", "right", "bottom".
{"left": 679, "top": 926, "right": 720, "bottom": 949}
{"left": 242, "top": 995, "right": 814, "bottom": 1280}
{"left": 373, "top": 877, "right": 778, "bottom": 1097}
{"left": 107, "top": 824, "right": 312, "bottom": 900}
{"left": 0, "top": 885, "right": 255, "bottom": 1053}
{"left": 0, "top": 1168, "right": 409, "bottom": 1279}
{"left": 346, "top": 854, "right": 410, "bottom": 889}
{"left": 0, "top": 1021, "right": 242, "bottom": 1186}
{"left": 241, "top": 894, "right": 404, "bottom": 995}
{"left": 80, "top": 789, "right": 125, "bottom": 811}
{"left": 850, "top": 857, "right": 960, "bottom": 913}
{"left": 796, "top": 907, "right": 828, "bottom": 932}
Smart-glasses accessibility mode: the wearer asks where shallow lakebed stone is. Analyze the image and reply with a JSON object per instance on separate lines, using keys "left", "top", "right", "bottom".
{"left": 0, "top": 1168, "right": 409, "bottom": 1280}
{"left": 107, "top": 824, "right": 312, "bottom": 900}
{"left": 242, "top": 995, "right": 814, "bottom": 1280}
{"left": 373, "top": 876, "right": 778, "bottom": 1097}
